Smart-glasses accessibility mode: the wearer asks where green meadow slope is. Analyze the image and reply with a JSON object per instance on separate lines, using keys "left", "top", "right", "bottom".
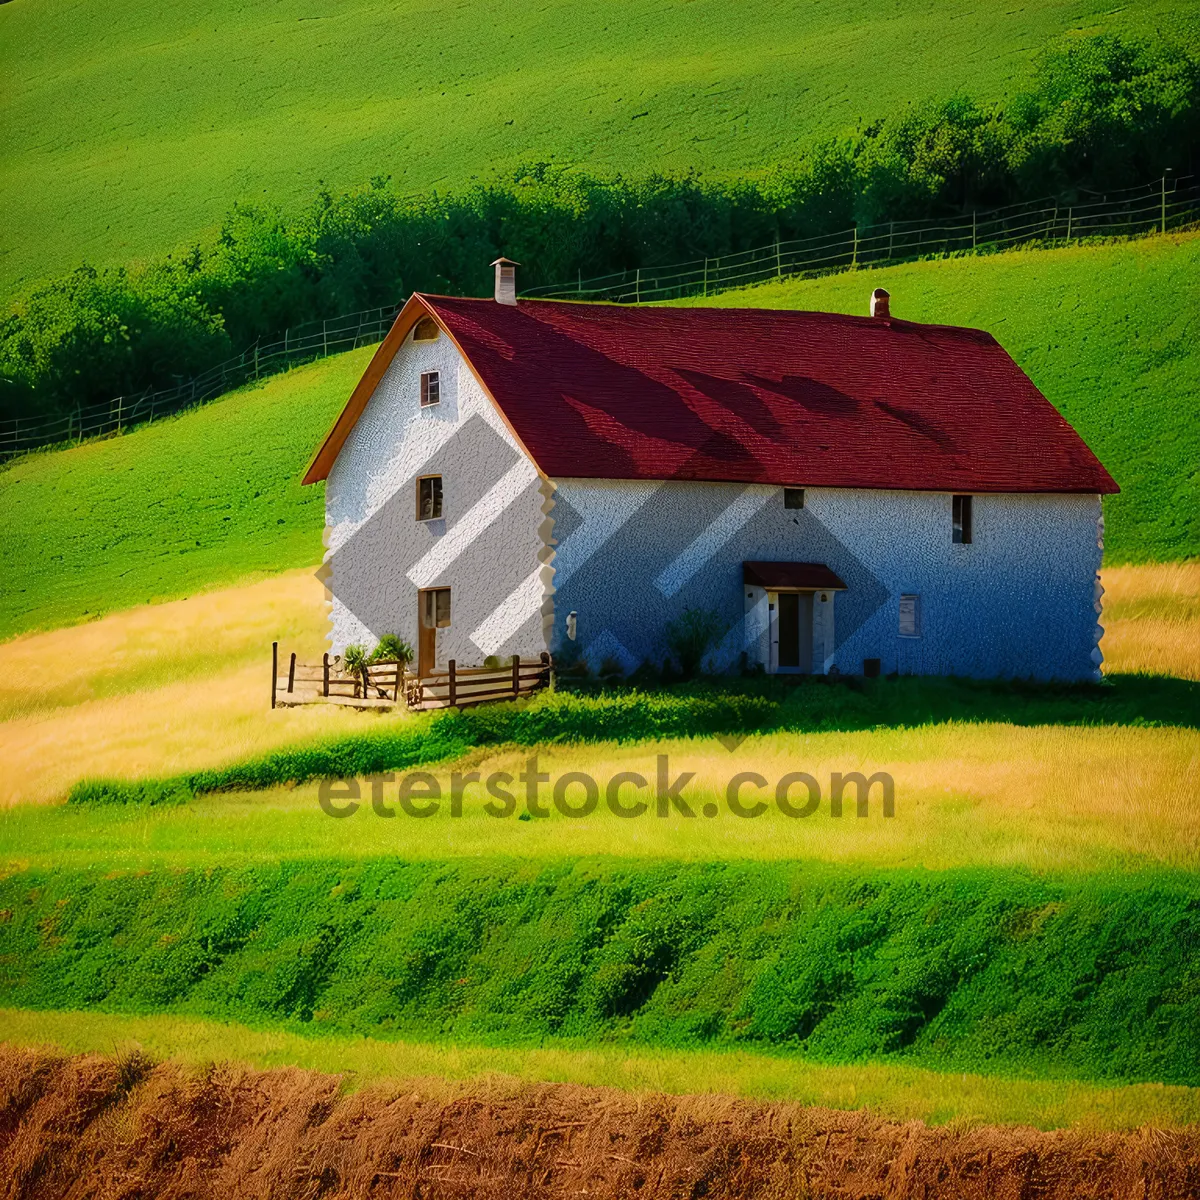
{"left": 1, "top": 236, "right": 1194, "bottom": 641}
{"left": 2, "top": 0, "right": 1196, "bottom": 297}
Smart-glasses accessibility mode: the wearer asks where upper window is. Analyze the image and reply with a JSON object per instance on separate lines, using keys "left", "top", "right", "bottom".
{"left": 952, "top": 494, "right": 973, "bottom": 544}
{"left": 898, "top": 594, "right": 920, "bottom": 638}
{"left": 784, "top": 488, "right": 805, "bottom": 510}
{"left": 417, "top": 475, "right": 443, "bottom": 521}
{"left": 420, "top": 371, "right": 440, "bottom": 407}
{"left": 413, "top": 318, "right": 439, "bottom": 342}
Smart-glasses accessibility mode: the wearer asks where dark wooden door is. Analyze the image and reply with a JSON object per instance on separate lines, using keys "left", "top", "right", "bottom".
{"left": 418, "top": 588, "right": 450, "bottom": 676}
{"left": 777, "top": 592, "right": 814, "bottom": 673}
{"left": 778, "top": 592, "right": 800, "bottom": 668}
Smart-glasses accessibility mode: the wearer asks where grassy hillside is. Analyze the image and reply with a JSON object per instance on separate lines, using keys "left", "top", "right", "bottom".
{"left": 692, "top": 234, "right": 1200, "bottom": 564}
{"left": 2, "top": 0, "right": 1196, "bottom": 298}
{"left": 0, "top": 346, "right": 371, "bottom": 639}
{"left": 1, "top": 235, "right": 1194, "bottom": 643}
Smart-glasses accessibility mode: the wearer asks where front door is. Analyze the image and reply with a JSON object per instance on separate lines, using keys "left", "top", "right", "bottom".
{"left": 418, "top": 587, "right": 451, "bottom": 676}
{"left": 777, "top": 591, "right": 814, "bottom": 673}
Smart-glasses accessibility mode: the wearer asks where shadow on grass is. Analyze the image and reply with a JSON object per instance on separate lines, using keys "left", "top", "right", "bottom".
{"left": 68, "top": 671, "right": 1199, "bottom": 805}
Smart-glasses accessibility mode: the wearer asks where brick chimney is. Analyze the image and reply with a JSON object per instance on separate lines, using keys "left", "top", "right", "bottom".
{"left": 491, "top": 257, "right": 519, "bottom": 305}
{"left": 870, "top": 288, "right": 890, "bottom": 319}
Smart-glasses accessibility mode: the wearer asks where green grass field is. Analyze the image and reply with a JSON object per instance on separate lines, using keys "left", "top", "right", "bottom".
{"left": 1, "top": 0, "right": 1196, "bottom": 298}
{"left": 2, "top": 857, "right": 1197, "bottom": 1090}
{"left": 0, "top": 346, "right": 370, "bottom": 639}
{"left": 2, "top": 234, "right": 1195, "bottom": 641}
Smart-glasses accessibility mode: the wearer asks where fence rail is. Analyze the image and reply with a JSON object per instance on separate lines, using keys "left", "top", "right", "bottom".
{"left": 4, "top": 174, "right": 1195, "bottom": 462}
{"left": 270, "top": 644, "right": 553, "bottom": 710}
{"left": 1, "top": 303, "right": 403, "bottom": 462}
{"left": 524, "top": 174, "right": 1198, "bottom": 303}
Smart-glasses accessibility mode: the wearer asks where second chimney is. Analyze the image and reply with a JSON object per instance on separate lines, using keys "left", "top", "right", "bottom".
{"left": 492, "top": 257, "right": 519, "bottom": 305}
{"left": 870, "top": 288, "right": 891, "bottom": 319}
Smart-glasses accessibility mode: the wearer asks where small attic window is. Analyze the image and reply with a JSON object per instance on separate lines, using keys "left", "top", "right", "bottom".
{"left": 420, "top": 371, "right": 440, "bottom": 407}
{"left": 784, "top": 488, "right": 805, "bottom": 510}
{"left": 413, "top": 318, "right": 439, "bottom": 342}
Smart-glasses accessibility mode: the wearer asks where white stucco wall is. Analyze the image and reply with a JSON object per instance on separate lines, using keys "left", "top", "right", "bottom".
{"left": 323, "top": 327, "right": 551, "bottom": 664}
{"left": 547, "top": 478, "right": 1105, "bottom": 681}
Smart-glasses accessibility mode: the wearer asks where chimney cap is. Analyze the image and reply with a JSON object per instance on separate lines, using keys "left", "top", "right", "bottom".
{"left": 490, "top": 256, "right": 521, "bottom": 267}
{"left": 870, "top": 287, "right": 891, "bottom": 319}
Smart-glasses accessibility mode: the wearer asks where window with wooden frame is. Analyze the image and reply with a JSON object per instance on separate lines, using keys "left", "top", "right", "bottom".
{"left": 420, "top": 370, "right": 440, "bottom": 407}
{"left": 898, "top": 594, "right": 920, "bottom": 638}
{"left": 412, "top": 318, "right": 439, "bottom": 342}
{"left": 417, "top": 475, "right": 443, "bottom": 521}
{"left": 952, "top": 494, "right": 973, "bottom": 544}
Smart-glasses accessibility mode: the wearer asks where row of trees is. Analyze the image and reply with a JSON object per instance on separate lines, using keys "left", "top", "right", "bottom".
{"left": 2, "top": 33, "right": 1196, "bottom": 422}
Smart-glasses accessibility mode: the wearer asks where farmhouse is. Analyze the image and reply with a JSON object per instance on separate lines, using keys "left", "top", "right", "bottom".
{"left": 303, "top": 261, "right": 1118, "bottom": 682}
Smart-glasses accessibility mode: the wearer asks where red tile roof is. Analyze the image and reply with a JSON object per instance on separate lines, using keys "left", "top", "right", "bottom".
{"left": 305, "top": 294, "right": 1118, "bottom": 493}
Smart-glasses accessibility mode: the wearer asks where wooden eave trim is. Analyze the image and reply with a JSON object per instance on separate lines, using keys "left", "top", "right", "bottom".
{"left": 301, "top": 294, "right": 549, "bottom": 486}
{"left": 302, "top": 294, "right": 432, "bottom": 485}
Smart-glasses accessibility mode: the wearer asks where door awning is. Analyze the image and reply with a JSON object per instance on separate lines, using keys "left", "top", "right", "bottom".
{"left": 743, "top": 561, "right": 847, "bottom": 590}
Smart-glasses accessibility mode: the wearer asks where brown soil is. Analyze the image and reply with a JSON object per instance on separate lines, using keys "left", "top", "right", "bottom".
{"left": 1, "top": 1046, "right": 1197, "bottom": 1199}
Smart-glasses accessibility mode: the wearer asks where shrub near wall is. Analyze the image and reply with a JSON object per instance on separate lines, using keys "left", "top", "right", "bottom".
{"left": 2, "top": 33, "right": 1196, "bottom": 423}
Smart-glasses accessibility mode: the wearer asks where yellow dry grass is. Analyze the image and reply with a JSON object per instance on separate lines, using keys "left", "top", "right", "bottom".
{"left": 3, "top": 1007, "right": 1198, "bottom": 1131}
{"left": 0, "top": 569, "right": 368, "bottom": 806}
{"left": 0, "top": 561, "right": 1194, "bottom": 809}
{"left": 1100, "top": 561, "right": 1200, "bottom": 680}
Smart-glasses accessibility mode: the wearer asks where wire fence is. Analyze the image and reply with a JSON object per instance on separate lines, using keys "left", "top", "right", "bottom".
{"left": 3, "top": 174, "right": 1195, "bottom": 462}
{"left": 524, "top": 174, "right": 1198, "bottom": 302}
{"left": 0, "top": 304, "right": 403, "bottom": 462}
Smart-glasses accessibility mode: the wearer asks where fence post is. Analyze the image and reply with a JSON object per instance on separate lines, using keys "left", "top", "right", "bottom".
{"left": 635, "top": 268, "right": 641, "bottom": 304}
{"left": 254, "top": 343, "right": 259, "bottom": 380}
{"left": 540, "top": 651, "right": 551, "bottom": 692}
{"left": 888, "top": 221, "right": 894, "bottom": 259}
{"left": 972, "top": 211, "right": 977, "bottom": 250}
{"left": 115, "top": 395, "right": 123, "bottom": 434}
{"left": 1066, "top": 207, "right": 1073, "bottom": 241}
{"left": 775, "top": 236, "right": 781, "bottom": 280}
{"left": 702, "top": 258, "right": 708, "bottom": 297}
{"left": 323, "top": 652, "right": 330, "bottom": 698}
{"left": 1162, "top": 174, "right": 1167, "bottom": 234}
{"left": 512, "top": 653, "right": 520, "bottom": 698}
{"left": 852, "top": 227, "right": 858, "bottom": 268}
{"left": 323, "top": 319, "right": 328, "bottom": 358}
{"left": 271, "top": 642, "right": 278, "bottom": 709}
{"left": 448, "top": 659, "right": 457, "bottom": 707}
{"left": 287, "top": 652, "right": 296, "bottom": 694}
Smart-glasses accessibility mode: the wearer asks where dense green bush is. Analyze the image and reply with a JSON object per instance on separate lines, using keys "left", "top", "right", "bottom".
{"left": 2, "top": 33, "right": 1195, "bottom": 422}
{"left": 2, "top": 858, "right": 1197, "bottom": 1084}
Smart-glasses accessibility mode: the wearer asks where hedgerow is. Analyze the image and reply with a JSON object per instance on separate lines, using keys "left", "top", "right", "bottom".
{"left": 2, "top": 858, "right": 1197, "bottom": 1086}
{"left": 3, "top": 33, "right": 1196, "bottom": 423}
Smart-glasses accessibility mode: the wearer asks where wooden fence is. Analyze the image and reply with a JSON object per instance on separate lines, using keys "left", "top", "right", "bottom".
{"left": 271, "top": 644, "right": 409, "bottom": 709}
{"left": 270, "top": 644, "right": 553, "bottom": 711}
{"left": 413, "top": 654, "right": 553, "bottom": 710}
